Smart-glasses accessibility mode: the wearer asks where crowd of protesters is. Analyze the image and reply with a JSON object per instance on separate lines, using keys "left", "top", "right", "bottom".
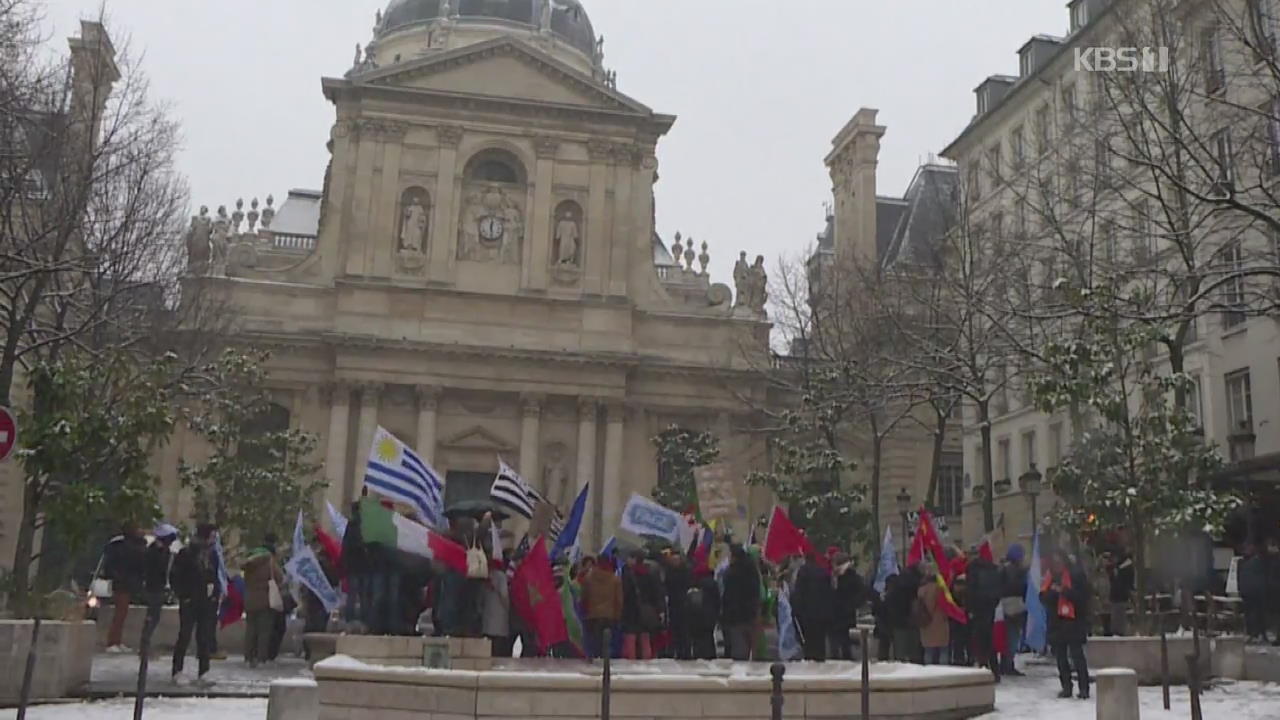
{"left": 94, "top": 501, "right": 1280, "bottom": 703}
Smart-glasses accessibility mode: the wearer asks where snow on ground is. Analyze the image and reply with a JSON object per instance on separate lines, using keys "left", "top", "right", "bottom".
{"left": 88, "top": 653, "right": 308, "bottom": 696}
{"left": 26, "top": 697, "right": 267, "bottom": 719}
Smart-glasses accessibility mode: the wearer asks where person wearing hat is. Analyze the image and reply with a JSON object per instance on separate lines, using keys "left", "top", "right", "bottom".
{"left": 142, "top": 524, "right": 179, "bottom": 648}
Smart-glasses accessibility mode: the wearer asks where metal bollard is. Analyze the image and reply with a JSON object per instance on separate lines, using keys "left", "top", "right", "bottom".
{"left": 859, "top": 628, "right": 870, "bottom": 720}
{"left": 15, "top": 617, "right": 41, "bottom": 720}
{"left": 770, "top": 663, "right": 785, "bottom": 720}
{"left": 1159, "top": 625, "right": 1170, "bottom": 711}
{"left": 601, "top": 628, "right": 612, "bottom": 720}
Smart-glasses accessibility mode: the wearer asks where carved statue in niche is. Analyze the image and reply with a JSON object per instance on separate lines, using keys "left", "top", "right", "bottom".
{"left": 552, "top": 201, "right": 583, "bottom": 267}
{"left": 458, "top": 185, "right": 523, "bottom": 264}
{"left": 541, "top": 442, "right": 571, "bottom": 510}
{"left": 185, "top": 206, "right": 212, "bottom": 274}
{"left": 398, "top": 187, "right": 429, "bottom": 253}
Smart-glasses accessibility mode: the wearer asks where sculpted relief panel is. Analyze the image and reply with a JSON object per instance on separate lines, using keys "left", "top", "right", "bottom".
{"left": 457, "top": 184, "right": 524, "bottom": 264}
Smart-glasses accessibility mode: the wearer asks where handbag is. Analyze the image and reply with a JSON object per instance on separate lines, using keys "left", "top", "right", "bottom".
{"left": 268, "top": 578, "right": 284, "bottom": 612}
{"left": 90, "top": 553, "right": 112, "bottom": 599}
{"left": 1001, "top": 596, "right": 1027, "bottom": 617}
{"left": 466, "top": 539, "right": 489, "bottom": 580}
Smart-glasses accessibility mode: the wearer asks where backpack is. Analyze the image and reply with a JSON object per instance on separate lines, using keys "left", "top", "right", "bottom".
{"left": 685, "top": 585, "right": 704, "bottom": 612}
{"left": 911, "top": 596, "right": 933, "bottom": 628}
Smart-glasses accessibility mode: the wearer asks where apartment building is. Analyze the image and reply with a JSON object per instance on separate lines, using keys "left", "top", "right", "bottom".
{"left": 941, "top": 0, "right": 1280, "bottom": 545}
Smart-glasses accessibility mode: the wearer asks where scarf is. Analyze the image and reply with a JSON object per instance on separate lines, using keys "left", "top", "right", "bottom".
{"left": 1041, "top": 568, "right": 1076, "bottom": 620}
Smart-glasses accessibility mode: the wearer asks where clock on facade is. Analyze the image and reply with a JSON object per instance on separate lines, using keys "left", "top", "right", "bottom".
{"left": 478, "top": 215, "right": 505, "bottom": 242}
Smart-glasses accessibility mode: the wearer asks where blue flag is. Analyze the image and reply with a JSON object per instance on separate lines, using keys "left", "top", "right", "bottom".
{"left": 874, "top": 526, "right": 899, "bottom": 595}
{"left": 551, "top": 483, "right": 589, "bottom": 561}
{"left": 777, "top": 584, "right": 802, "bottom": 661}
{"left": 1023, "top": 531, "right": 1048, "bottom": 652}
{"left": 599, "top": 536, "right": 617, "bottom": 560}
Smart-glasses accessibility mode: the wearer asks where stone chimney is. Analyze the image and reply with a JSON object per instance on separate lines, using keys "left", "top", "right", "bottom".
{"left": 825, "top": 108, "right": 886, "bottom": 266}
{"left": 66, "top": 21, "right": 120, "bottom": 152}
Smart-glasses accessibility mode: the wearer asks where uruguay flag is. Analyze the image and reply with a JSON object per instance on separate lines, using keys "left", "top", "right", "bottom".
{"left": 1023, "top": 532, "right": 1048, "bottom": 652}
{"left": 364, "top": 426, "right": 446, "bottom": 528}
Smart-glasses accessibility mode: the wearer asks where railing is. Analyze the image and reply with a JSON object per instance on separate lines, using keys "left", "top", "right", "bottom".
{"left": 271, "top": 233, "right": 317, "bottom": 251}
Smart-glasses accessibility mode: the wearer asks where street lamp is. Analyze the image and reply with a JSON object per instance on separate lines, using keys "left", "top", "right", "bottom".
{"left": 1018, "top": 463, "right": 1043, "bottom": 538}
{"left": 896, "top": 487, "right": 912, "bottom": 564}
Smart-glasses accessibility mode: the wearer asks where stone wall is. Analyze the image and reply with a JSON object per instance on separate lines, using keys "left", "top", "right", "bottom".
{"left": 313, "top": 652, "right": 996, "bottom": 720}
{"left": 0, "top": 620, "right": 94, "bottom": 705}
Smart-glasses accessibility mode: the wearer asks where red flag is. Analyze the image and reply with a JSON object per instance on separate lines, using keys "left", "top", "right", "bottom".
{"left": 510, "top": 537, "right": 568, "bottom": 653}
{"left": 978, "top": 536, "right": 995, "bottom": 563}
{"left": 428, "top": 530, "right": 469, "bottom": 575}
{"left": 691, "top": 526, "right": 714, "bottom": 572}
{"left": 907, "top": 508, "right": 951, "bottom": 582}
{"left": 763, "top": 506, "right": 814, "bottom": 564}
{"left": 315, "top": 526, "right": 343, "bottom": 573}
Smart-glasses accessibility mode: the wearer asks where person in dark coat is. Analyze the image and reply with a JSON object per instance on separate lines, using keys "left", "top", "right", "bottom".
{"left": 1041, "top": 550, "right": 1091, "bottom": 699}
{"left": 829, "top": 554, "right": 865, "bottom": 660}
{"left": 792, "top": 553, "right": 835, "bottom": 661}
{"left": 1265, "top": 539, "right": 1280, "bottom": 646}
{"left": 721, "top": 544, "right": 761, "bottom": 660}
{"left": 663, "top": 552, "right": 693, "bottom": 659}
{"left": 870, "top": 576, "right": 895, "bottom": 661}
{"left": 170, "top": 523, "right": 221, "bottom": 685}
{"left": 965, "top": 547, "right": 1002, "bottom": 676}
{"left": 887, "top": 564, "right": 921, "bottom": 663}
{"left": 102, "top": 523, "right": 148, "bottom": 652}
{"left": 1105, "top": 550, "right": 1135, "bottom": 637}
{"left": 342, "top": 499, "right": 368, "bottom": 626}
{"left": 998, "top": 544, "right": 1028, "bottom": 675}
{"left": 686, "top": 564, "right": 721, "bottom": 660}
{"left": 620, "top": 551, "right": 664, "bottom": 659}
{"left": 1239, "top": 544, "right": 1268, "bottom": 643}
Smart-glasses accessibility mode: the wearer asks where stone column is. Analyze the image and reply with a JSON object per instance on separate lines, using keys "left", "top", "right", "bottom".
{"left": 519, "top": 393, "right": 544, "bottom": 482}
{"left": 526, "top": 136, "right": 559, "bottom": 291}
{"left": 601, "top": 400, "right": 626, "bottom": 543}
{"left": 323, "top": 382, "right": 352, "bottom": 510}
{"left": 1094, "top": 668, "right": 1139, "bottom": 720}
{"left": 352, "top": 382, "right": 382, "bottom": 504}
{"left": 429, "top": 125, "right": 463, "bottom": 284}
{"left": 415, "top": 385, "right": 440, "bottom": 462}
{"left": 575, "top": 398, "right": 598, "bottom": 545}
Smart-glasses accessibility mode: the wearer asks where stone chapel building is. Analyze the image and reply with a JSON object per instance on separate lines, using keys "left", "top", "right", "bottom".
{"left": 169, "top": 0, "right": 774, "bottom": 547}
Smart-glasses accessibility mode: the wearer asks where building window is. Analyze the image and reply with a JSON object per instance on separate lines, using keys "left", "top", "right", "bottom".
{"left": 1213, "top": 128, "right": 1235, "bottom": 191}
{"left": 1250, "top": 0, "right": 1278, "bottom": 59}
{"left": 1221, "top": 240, "right": 1246, "bottom": 328}
{"left": 1061, "top": 83, "right": 1078, "bottom": 127}
{"left": 1035, "top": 104, "right": 1052, "bottom": 154}
{"left": 1225, "top": 369, "right": 1253, "bottom": 433}
{"left": 1225, "top": 369, "right": 1255, "bottom": 461}
{"left": 1070, "top": 0, "right": 1088, "bottom": 31}
{"left": 994, "top": 364, "right": 1009, "bottom": 415}
{"left": 1011, "top": 126, "right": 1025, "bottom": 168}
{"left": 1266, "top": 97, "right": 1280, "bottom": 177}
{"left": 998, "top": 437, "right": 1012, "bottom": 481}
{"left": 1132, "top": 201, "right": 1154, "bottom": 264}
{"left": 1020, "top": 49, "right": 1033, "bottom": 77}
{"left": 1103, "top": 221, "right": 1117, "bottom": 265}
{"left": 1203, "top": 26, "right": 1226, "bottom": 94}
{"left": 937, "top": 456, "right": 965, "bottom": 518}
{"left": 1187, "top": 374, "right": 1205, "bottom": 428}
{"left": 1016, "top": 200, "right": 1029, "bottom": 240}
{"left": 1021, "top": 430, "right": 1038, "bottom": 471}
{"left": 1048, "top": 422, "right": 1064, "bottom": 467}
{"left": 967, "top": 164, "right": 981, "bottom": 203}
{"left": 987, "top": 144, "right": 1002, "bottom": 185}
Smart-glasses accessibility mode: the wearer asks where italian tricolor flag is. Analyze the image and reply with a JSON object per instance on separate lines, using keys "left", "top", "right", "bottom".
{"left": 359, "top": 495, "right": 468, "bottom": 573}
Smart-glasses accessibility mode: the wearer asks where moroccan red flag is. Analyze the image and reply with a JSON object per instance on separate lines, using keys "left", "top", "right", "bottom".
{"left": 510, "top": 537, "right": 568, "bottom": 653}
{"left": 763, "top": 506, "right": 814, "bottom": 564}
{"left": 315, "top": 526, "right": 343, "bottom": 574}
{"left": 907, "top": 508, "right": 951, "bottom": 582}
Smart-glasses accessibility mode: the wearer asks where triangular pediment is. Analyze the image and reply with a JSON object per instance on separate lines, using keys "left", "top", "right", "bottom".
{"left": 439, "top": 425, "right": 515, "bottom": 453}
{"left": 358, "top": 38, "right": 651, "bottom": 114}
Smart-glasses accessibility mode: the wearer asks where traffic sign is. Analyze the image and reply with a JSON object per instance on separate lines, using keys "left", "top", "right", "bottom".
{"left": 0, "top": 406, "right": 16, "bottom": 462}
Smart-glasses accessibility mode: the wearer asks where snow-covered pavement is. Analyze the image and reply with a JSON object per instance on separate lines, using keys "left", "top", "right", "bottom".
{"left": 25, "top": 655, "right": 1280, "bottom": 719}
{"left": 86, "top": 653, "right": 308, "bottom": 698}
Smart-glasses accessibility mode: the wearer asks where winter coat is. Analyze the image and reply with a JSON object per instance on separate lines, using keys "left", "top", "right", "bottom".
{"left": 917, "top": 580, "right": 950, "bottom": 649}
{"left": 621, "top": 562, "right": 665, "bottom": 633}
{"left": 170, "top": 539, "right": 220, "bottom": 603}
{"left": 966, "top": 558, "right": 1002, "bottom": 611}
{"left": 886, "top": 567, "right": 921, "bottom": 630}
{"left": 481, "top": 568, "right": 510, "bottom": 638}
{"left": 792, "top": 560, "right": 835, "bottom": 629}
{"left": 582, "top": 565, "right": 623, "bottom": 622}
{"left": 720, "top": 557, "right": 762, "bottom": 626}
{"left": 832, "top": 564, "right": 866, "bottom": 630}
{"left": 242, "top": 546, "right": 283, "bottom": 613}
{"left": 102, "top": 534, "right": 147, "bottom": 596}
{"left": 342, "top": 508, "right": 367, "bottom": 577}
{"left": 999, "top": 563, "right": 1027, "bottom": 602}
{"left": 1238, "top": 554, "right": 1267, "bottom": 599}
{"left": 1041, "top": 565, "right": 1090, "bottom": 645}
{"left": 143, "top": 541, "right": 174, "bottom": 595}
{"left": 686, "top": 573, "right": 721, "bottom": 632}
{"left": 663, "top": 562, "right": 692, "bottom": 627}
{"left": 1108, "top": 557, "right": 1135, "bottom": 603}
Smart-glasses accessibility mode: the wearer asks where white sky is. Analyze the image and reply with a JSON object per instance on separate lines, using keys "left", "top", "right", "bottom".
{"left": 43, "top": 0, "right": 1068, "bottom": 283}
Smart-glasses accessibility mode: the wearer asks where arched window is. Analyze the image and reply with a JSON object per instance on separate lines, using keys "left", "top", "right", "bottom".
{"left": 238, "top": 402, "right": 291, "bottom": 464}
{"left": 464, "top": 149, "right": 526, "bottom": 185}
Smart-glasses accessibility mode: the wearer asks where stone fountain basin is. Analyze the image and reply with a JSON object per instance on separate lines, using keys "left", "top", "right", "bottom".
{"left": 313, "top": 654, "right": 995, "bottom": 720}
